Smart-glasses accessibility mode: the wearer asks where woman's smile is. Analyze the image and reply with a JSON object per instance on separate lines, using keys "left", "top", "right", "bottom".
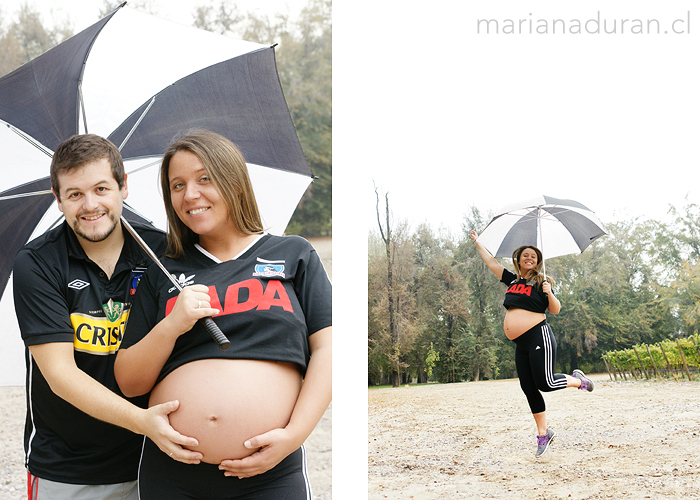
{"left": 188, "top": 207, "right": 210, "bottom": 215}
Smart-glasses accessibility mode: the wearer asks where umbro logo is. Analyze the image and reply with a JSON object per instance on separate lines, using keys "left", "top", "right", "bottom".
{"left": 535, "top": 346, "right": 541, "bottom": 350}
{"left": 68, "top": 279, "right": 90, "bottom": 290}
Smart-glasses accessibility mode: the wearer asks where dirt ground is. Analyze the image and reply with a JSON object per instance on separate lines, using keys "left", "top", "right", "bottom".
{"left": 368, "top": 375, "right": 700, "bottom": 499}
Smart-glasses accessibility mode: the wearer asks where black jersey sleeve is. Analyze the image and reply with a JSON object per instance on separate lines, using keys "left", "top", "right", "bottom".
{"left": 292, "top": 238, "right": 332, "bottom": 336}
{"left": 500, "top": 268, "right": 517, "bottom": 286}
{"left": 13, "top": 249, "right": 74, "bottom": 345}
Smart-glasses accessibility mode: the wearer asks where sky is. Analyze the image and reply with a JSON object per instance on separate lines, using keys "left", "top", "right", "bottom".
{"left": 354, "top": 2, "right": 700, "bottom": 238}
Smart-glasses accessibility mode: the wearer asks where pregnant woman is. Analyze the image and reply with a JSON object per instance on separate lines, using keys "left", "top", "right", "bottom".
{"left": 115, "top": 130, "right": 332, "bottom": 498}
{"left": 470, "top": 230, "right": 592, "bottom": 458}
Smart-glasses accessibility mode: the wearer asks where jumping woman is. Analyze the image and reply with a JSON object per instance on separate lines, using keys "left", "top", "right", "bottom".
{"left": 470, "top": 230, "right": 593, "bottom": 458}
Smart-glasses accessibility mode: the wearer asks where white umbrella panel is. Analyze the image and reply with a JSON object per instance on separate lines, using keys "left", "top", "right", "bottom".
{"left": 0, "top": 4, "right": 315, "bottom": 385}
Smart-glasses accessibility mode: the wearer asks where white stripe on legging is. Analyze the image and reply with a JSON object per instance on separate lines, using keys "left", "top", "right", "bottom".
{"left": 301, "top": 444, "right": 314, "bottom": 499}
{"left": 541, "top": 323, "right": 567, "bottom": 389}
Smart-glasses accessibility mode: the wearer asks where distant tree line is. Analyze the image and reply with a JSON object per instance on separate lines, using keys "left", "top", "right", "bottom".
{"left": 0, "top": 0, "right": 331, "bottom": 237}
{"left": 369, "top": 196, "right": 700, "bottom": 387}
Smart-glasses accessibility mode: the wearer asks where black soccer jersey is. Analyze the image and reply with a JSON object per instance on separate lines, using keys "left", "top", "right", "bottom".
{"left": 500, "top": 268, "right": 550, "bottom": 314}
{"left": 121, "top": 234, "right": 332, "bottom": 384}
{"left": 13, "top": 220, "right": 166, "bottom": 484}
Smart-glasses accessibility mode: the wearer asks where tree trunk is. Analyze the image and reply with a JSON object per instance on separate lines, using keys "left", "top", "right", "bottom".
{"left": 375, "top": 186, "right": 400, "bottom": 387}
{"left": 570, "top": 351, "right": 578, "bottom": 373}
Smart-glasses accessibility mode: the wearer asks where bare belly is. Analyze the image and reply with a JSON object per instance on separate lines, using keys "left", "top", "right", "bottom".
{"left": 503, "top": 308, "right": 546, "bottom": 340}
{"left": 149, "top": 359, "right": 302, "bottom": 464}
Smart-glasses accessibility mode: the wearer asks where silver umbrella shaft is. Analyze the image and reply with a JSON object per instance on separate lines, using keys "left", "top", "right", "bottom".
{"left": 120, "top": 216, "right": 182, "bottom": 291}
{"left": 537, "top": 206, "right": 546, "bottom": 279}
{"left": 120, "top": 216, "right": 231, "bottom": 351}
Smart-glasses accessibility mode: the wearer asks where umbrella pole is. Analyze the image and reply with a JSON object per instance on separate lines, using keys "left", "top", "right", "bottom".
{"left": 537, "top": 206, "right": 546, "bottom": 280}
{"left": 120, "top": 216, "right": 230, "bottom": 351}
{"left": 543, "top": 258, "right": 546, "bottom": 280}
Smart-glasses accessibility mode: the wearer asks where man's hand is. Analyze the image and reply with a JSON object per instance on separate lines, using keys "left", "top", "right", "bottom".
{"left": 142, "top": 400, "right": 203, "bottom": 464}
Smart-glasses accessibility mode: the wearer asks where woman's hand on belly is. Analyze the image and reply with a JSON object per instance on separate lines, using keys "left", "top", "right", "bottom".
{"left": 218, "top": 427, "right": 297, "bottom": 478}
{"left": 219, "top": 326, "right": 332, "bottom": 478}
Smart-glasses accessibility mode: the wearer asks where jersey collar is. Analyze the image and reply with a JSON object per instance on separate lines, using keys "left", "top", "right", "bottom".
{"left": 194, "top": 233, "right": 267, "bottom": 263}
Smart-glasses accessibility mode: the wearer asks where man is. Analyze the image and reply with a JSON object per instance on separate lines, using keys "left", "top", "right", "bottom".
{"left": 13, "top": 134, "right": 202, "bottom": 499}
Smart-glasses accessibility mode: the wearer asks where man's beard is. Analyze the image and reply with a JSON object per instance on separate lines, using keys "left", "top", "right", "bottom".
{"left": 72, "top": 212, "right": 120, "bottom": 243}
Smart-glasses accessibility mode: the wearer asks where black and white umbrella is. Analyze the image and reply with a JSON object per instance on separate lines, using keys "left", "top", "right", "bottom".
{"left": 0, "top": 3, "right": 314, "bottom": 384}
{"left": 476, "top": 195, "right": 607, "bottom": 264}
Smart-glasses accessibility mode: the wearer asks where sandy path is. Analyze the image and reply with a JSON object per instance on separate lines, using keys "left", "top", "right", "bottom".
{"left": 369, "top": 376, "right": 700, "bottom": 499}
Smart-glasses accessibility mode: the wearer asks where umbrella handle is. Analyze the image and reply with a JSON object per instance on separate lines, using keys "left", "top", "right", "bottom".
{"left": 120, "top": 216, "right": 230, "bottom": 351}
{"left": 202, "top": 317, "right": 231, "bottom": 350}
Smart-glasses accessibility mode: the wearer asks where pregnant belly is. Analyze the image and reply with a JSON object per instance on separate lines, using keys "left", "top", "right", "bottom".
{"left": 149, "top": 359, "right": 302, "bottom": 464}
{"left": 503, "top": 308, "right": 546, "bottom": 340}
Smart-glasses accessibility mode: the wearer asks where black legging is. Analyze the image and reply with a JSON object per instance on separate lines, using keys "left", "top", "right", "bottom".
{"left": 138, "top": 438, "right": 312, "bottom": 500}
{"left": 512, "top": 320, "right": 568, "bottom": 414}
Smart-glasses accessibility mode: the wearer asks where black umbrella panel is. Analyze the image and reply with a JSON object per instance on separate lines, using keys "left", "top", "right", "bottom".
{"left": 0, "top": 4, "right": 315, "bottom": 384}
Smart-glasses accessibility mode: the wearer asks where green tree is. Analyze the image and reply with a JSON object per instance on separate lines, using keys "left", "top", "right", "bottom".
{"left": 275, "top": 0, "right": 331, "bottom": 236}
{"left": 368, "top": 231, "right": 389, "bottom": 385}
{"left": 410, "top": 224, "right": 471, "bottom": 383}
{"left": 368, "top": 188, "right": 417, "bottom": 386}
{"left": 457, "top": 207, "right": 506, "bottom": 381}
{"left": 0, "top": 3, "right": 73, "bottom": 77}
{"left": 424, "top": 342, "right": 439, "bottom": 380}
{"left": 0, "top": 13, "right": 24, "bottom": 77}
{"left": 547, "top": 219, "right": 677, "bottom": 372}
{"left": 670, "top": 261, "right": 700, "bottom": 335}
{"left": 656, "top": 200, "right": 700, "bottom": 336}
{"left": 368, "top": 224, "right": 417, "bottom": 386}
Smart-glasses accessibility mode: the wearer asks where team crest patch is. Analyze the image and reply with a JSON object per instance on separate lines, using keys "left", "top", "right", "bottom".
{"left": 130, "top": 266, "right": 147, "bottom": 295}
{"left": 102, "top": 299, "right": 124, "bottom": 323}
{"left": 131, "top": 273, "right": 143, "bottom": 291}
{"left": 253, "top": 264, "right": 285, "bottom": 278}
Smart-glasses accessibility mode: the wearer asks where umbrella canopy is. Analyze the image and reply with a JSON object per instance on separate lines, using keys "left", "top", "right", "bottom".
{"left": 477, "top": 195, "right": 607, "bottom": 260}
{"left": 0, "top": 3, "right": 314, "bottom": 385}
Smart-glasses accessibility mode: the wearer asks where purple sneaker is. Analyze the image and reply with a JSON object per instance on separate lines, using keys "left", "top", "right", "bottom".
{"left": 573, "top": 369, "right": 594, "bottom": 392}
{"left": 535, "top": 428, "right": 555, "bottom": 458}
